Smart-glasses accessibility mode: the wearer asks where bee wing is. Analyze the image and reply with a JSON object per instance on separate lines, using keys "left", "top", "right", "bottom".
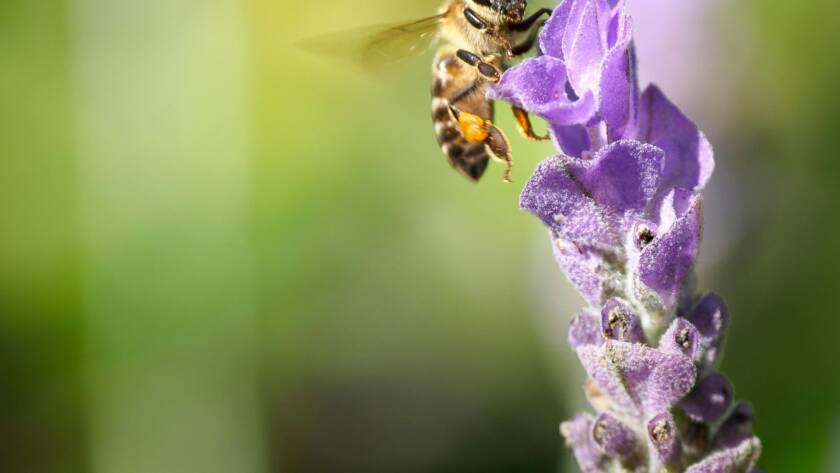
{"left": 301, "top": 14, "right": 446, "bottom": 69}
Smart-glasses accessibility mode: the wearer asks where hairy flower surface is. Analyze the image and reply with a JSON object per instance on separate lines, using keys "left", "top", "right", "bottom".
{"left": 492, "top": 1, "right": 761, "bottom": 471}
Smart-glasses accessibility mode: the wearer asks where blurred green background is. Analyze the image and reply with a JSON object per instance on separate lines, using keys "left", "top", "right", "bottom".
{"left": 1, "top": 0, "right": 839, "bottom": 472}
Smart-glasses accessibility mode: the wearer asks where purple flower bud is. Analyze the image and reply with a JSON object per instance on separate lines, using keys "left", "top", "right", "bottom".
{"left": 715, "top": 401, "right": 756, "bottom": 449}
{"left": 684, "top": 436, "right": 762, "bottom": 473}
{"left": 659, "top": 317, "right": 700, "bottom": 359}
{"left": 690, "top": 292, "right": 730, "bottom": 335}
{"left": 577, "top": 341, "right": 696, "bottom": 417}
{"left": 592, "top": 412, "right": 638, "bottom": 460}
{"left": 688, "top": 292, "right": 731, "bottom": 368}
{"left": 561, "top": 414, "right": 607, "bottom": 472}
{"left": 680, "top": 373, "right": 734, "bottom": 423}
{"left": 647, "top": 412, "right": 682, "bottom": 466}
{"left": 569, "top": 309, "right": 604, "bottom": 348}
{"left": 600, "top": 298, "right": 644, "bottom": 343}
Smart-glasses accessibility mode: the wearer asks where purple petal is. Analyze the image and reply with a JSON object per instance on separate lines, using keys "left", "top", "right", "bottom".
{"left": 577, "top": 341, "right": 696, "bottom": 417}
{"left": 655, "top": 187, "right": 695, "bottom": 227}
{"left": 550, "top": 123, "right": 590, "bottom": 158}
{"left": 545, "top": 90, "right": 598, "bottom": 126}
{"left": 600, "top": 11, "right": 636, "bottom": 141}
{"left": 489, "top": 56, "right": 597, "bottom": 126}
{"left": 553, "top": 239, "right": 609, "bottom": 306}
{"left": 601, "top": 297, "right": 644, "bottom": 343}
{"left": 567, "top": 140, "right": 665, "bottom": 214}
{"left": 553, "top": 238, "right": 626, "bottom": 307}
{"left": 520, "top": 156, "right": 620, "bottom": 246}
{"left": 647, "top": 412, "right": 682, "bottom": 466}
{"left": 685, "top": 437, "right": 762, "bottom": 473}
{"left": 489, "top": 56, "right": 567, "bottom": 107}
{"left": 565, "top": 0, "right": 607, "bottom": 95}
{"left": 604, "top": 1, "right": 624, "bottom": 48}
{"left": 680, "top": 373, "right": 733, "bottom": 423}
{"left": 659, "top": 317, "right": 700, "bottom": 360}
{"left": 559, "top": 0, "right": 588, "bottom": 64}
{"left": 539, "top": 0, "right": 577, "bottom": 59}
{"left": 521, "top": 141, "right": 664, "bottom": 249}
{"left": 569, "top": 309, "right": 604, "bottom": 348}
{"left": 592, "top": 412, "right": 638, "bottom": 460}
{"left": 637, "top": 197, "right": 702, "bottom": 308}
{"left": 560, "top": 414, "right": 607, "bottom": 472}
{"left": 542, "top": 0, "right": 632, "bottom": 131}
{"left": 637, "top": 85, "right": 715, "bottom": 193}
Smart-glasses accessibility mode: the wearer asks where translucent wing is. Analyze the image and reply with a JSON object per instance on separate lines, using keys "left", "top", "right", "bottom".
{"left": 301, "top": 14, "right": 446, "bottom": 69}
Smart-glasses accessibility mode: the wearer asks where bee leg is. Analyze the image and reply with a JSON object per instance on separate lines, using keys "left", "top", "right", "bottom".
{"left": 485, "top": 124, "right": 513, "bottom": 183}
{"left": 449, "top": 104, "right": 513, "bottom": 183}
{"left": 512, "top": 106, "right": 550, "bottom": 141}
{"left": 510, "top": 28, "right": 541, "bottom": 56}
{"left": 455, "top": 49, "right": 502, "bottom": 83}
{"left": 510, "top": 8, "right": 552, "bottom": 56}
{"left": 463, "top": 7, "right": 488, "bottom": 30}
{"left": 462, "top": 8, "right": 511, "bottom": 50}
{"left": 448, "top": 105, "right": 490, "bottom": 144}
{"left": 510, "top": 8, "right": 552, "bottom": 32}
{"left": 449, "top": 81, "right": 481, "bottom": 107}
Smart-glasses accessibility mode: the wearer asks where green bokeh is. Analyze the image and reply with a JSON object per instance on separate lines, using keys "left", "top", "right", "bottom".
{"left": 1, "top": 1, "right": 838, "bottom": 472}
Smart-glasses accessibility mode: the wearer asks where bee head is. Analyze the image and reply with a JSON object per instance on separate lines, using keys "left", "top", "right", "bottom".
{"left": 497, "top": 0, "right": 527, "bottom": 20}
{"left": 475, "top": 0, "right": 527, "bottom": 21}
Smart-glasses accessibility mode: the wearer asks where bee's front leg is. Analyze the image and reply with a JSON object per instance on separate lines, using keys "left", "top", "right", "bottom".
{"left": 455, "top": 49, "right": 502, "bottom": 83}
{"left": 512, "top": 106, "right": 550, "bottom": 141}
{"left": 510, "top": 8, "right": 552, "bottom": 32}
{"left": 510, "top": 8, "right": 552, "bottom": 56}
{"left": 510, "top": 29, "right": 540, "bottom": 56}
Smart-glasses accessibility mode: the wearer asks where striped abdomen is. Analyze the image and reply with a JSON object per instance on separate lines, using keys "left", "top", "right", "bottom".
{"left": 431, "top": 46, "right": 494, "bottom": 181}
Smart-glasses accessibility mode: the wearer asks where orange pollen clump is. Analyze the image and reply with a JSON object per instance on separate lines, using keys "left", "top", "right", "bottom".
{"left": 457, "top": 112, "right": 489, "bottom": 143}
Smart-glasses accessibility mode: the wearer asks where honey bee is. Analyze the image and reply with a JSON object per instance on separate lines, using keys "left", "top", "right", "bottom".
{"left": 307, "top": 1, "right": 551, "bottom": 182}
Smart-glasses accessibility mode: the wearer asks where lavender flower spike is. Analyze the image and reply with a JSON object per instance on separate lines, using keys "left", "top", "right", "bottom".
{"left": 491, "top": 1, "right": 761, "bottom": 471}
